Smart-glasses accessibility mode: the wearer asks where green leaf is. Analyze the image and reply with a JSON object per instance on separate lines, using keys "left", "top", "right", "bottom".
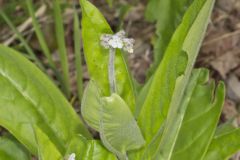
{"left": 145, "top": 0, "right": 194, "bottom": 75}
{"left": 171, "top": 73, "right": 225, "bottom": 159}
{"left": 65, "top": 135, "right": 117, "bottom": 159}
{"left": 214, "top": 120, "right": 237, "bottom": 137}
{"left": 0, "top": 135, "right": 31, "bottom": 160}
{"left": 65, "top": 135, "right": 87, "bottom": 160}
{"left": 53, "top": 0, "right": 71, "bottom": 98}
{"left": 151, "top": 0, "right": 218, "bottom": 158}
{"left": 73, "top": 9, "right": 84, "bottom": 101}
{"left": 81, "top": 81, "right": 145, "bottom": 159}
{"left": 0, "top": 45, "right": 91, "bottom": 155}
{"left": 34, "top": 126, "right": 63, "bottom": 160}
{"left": 204, "top": 128, "right": 240, "bottom": 160}
{"left": 80, "top": 0, "right": 136, "bottom": 112}
{"left": 83, "top": 140, "right": 118, "bottom": 160}
{"left": 134, "top": 77, "right": 152, "bottom": 117}
{"left": 81, "top": 80, "right": 103, "bottom": 131}
{"left": 137, "top": 0, "right": 215, "bottom": 147}
{"left": 142, "top": 70, "right": 203, "bottom": 159}
{"left": 100, "top": 94, "right": 145, "bottom": 159}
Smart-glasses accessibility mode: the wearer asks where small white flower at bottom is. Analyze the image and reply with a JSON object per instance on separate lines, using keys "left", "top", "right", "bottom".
{"left": 68, "top": 153, "right": 76, "bottom": 160}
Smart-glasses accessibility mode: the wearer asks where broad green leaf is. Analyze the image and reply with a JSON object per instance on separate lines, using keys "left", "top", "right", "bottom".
{"left": 140, "top": 68, "right": 205, "bottom": 160}
{"left": 145, "top": 0, "right": 194, "bottom": 75}
{"left": 83, "top": 140, "right": 118, "bottom": 160}
{"left": 81, "top": 80, "right": 103, "bottom": 131}
{"left": 81, "top": 81, "right": 145, "bottom": 159}
{"left": 80, "top": 0, "right": 136, "bottom": 112}
{"left": 34, "top": 126, "right": 63, "bottom": 160}
{"left": 204, "top": 128, "right": 240, "bottom": 160}
{"left": 0, "top": 45, "right": 91, "bottom": 155}
{"left": 152, "top": 1, "right": 217, "bottom": 159}
{"left": 171, "top": 75, "right": 225, "bottom": 159}
{"left": 100, "top": 94, "right": 145, "bottom": 159}
{"left": 65, "top": 135, "right": 87, "bottom": 160}
{"left": 0, "top": 135, "right": 31, "bottom": 160}
{"left": 65, "top": 135, "right": 117, "bottom": 159}
{"left": 134, "top": 77, "right": 152, "bottom": 117}
{"left": 137, "top": 0, "right": 214, "bottom": 147}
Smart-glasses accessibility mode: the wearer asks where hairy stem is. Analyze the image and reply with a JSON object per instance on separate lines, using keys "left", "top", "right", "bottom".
{"left": 108, "top": 48, "right": 117, "bottom": 93}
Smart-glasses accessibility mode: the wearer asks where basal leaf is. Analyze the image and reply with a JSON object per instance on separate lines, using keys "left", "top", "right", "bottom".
{"left": 80, "top": 0, "right": 136, "bottom": 112}
{"left": 137, "top": 0, "right": 215, "bottom": 148}
{"left": 100, "top": 94, "right": 145, "bottom": 159}
{"left": 155, "top": 0, "right": 219, "bottom": 158}
{"left": 81, "top": 81, "right": 145, "bottom": 159}
{"left": 141, "top": 68, "right": 204, "bottom": 160}
{"left": 81, "top": 80, "right": 103, "bottom": 131}
{"left": 0, "top": 135, "right": 31, "bottom": 160}
{"left": 34, "top": 126, "right": 63, "bottom": 160}
{"left": 204, "top": 128, "right": 240, "bottom": 160}
{"left": 171, "top": 71, "right": 225, "bottom": 160}
{"left": 0, "top": 45, "right": 91, "bottom": 155}
{"left": 145, "top": 0, "right": 194, "bottom": 75}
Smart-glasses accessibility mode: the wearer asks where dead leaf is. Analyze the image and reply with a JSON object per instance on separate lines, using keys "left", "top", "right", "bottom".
{"left": 210, "top": 52, "right": 239, "bottom": 78}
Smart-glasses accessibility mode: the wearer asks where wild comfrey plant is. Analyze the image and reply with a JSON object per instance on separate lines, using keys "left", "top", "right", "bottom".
{"left": 0, "top": 0, "right": 239, "bottom": 160}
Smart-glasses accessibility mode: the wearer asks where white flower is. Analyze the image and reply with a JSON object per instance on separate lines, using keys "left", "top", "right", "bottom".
{"left": 67, "top": 153, "right": 76, "bottom": 160}
{"left": 100, "top": 30, "right": 135, "bottom": 53}
{"left": 108, "top": 35, "right": 124, "bottom": 49}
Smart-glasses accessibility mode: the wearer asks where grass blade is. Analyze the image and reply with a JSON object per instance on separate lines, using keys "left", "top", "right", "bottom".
{"left": 0, "top": 10, "right": 45, "bottom": 71}
{"left": 53, "top": 0, "right": 71, "bottom": 98}
{"left": 73, "top": 9, "right": 83, "bottom": 101}
{"left": 26, "top": 0, "right": 55, "bottom": 69}
{"left": 26, "top": 0, "right": 67, "bottom": 94}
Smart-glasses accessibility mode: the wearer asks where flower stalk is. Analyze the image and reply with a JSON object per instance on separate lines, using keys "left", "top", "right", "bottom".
{"left": 109, "top": 48, "right": 117, "bottom": 93}
{"left": 101, "top": 30, "right": 134, "bottom": 94}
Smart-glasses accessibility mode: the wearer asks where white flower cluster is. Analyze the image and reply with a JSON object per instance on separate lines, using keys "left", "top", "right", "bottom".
{"left": 100, "top": 30, "right": 135, "bottom": 53}
{"left": 67, "top": 153, "right": 76, "bottom": 160}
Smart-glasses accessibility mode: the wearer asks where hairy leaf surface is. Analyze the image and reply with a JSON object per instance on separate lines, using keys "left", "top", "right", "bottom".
{"left": 82, "top": 81, "right": 145, "bottom": 159}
